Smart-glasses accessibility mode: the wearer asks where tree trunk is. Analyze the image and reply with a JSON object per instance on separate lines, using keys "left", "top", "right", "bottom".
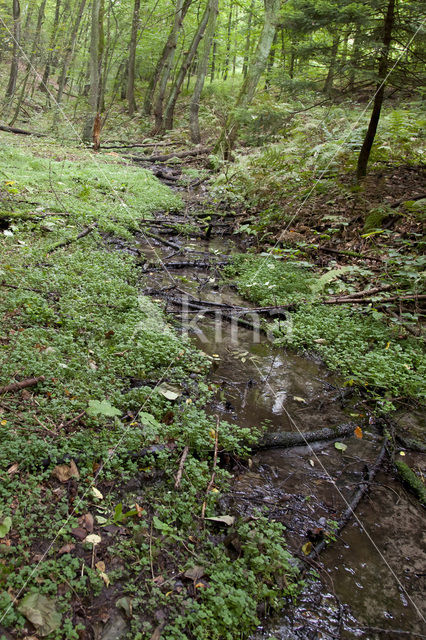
{"left": 242, "top": 0, "right": 254, "bottom": 78}
{"left": 82, "top": 0, "right": 103, "bottom": 141}
{"left": 216, "top": 0, "right": 281, "bottom": 158}
{"left": 10, "top": 0, "right": 47, "bottom": 125}
{"left": 143, "top": 0, "right": 191, "bottom": 116}
{"left": 264, "top": 28, "right": 277, "bottom": 88}
{"left": 160, "top": 0, "right": 212, "bottom": 133}
{"left": 40, "top": 0, "right": 62, "bottom": 91}
{"left": 56, "top": 0, "right": 87, "bottom": 106}
{"left": 189, "top": 0, "right": 219, "bottom": 143}
{"left": 5, "top": 0, "right": 21, "bottom": 99}
{"left": 323, "top": 33, "right": 340, "bottom": 94}
{"left": 222, "top": 4, "right": 232, "bottom": 81}
{"left": 210, "top": 37, "right": 216, "bottom": 81}
{"left": 127, "top": 0, "right": 141, "bottom": 116}
{"left": 357, "top": 0, "right": 395, "bottom": 181}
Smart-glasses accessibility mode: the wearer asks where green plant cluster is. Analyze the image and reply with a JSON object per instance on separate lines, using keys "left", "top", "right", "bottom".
{"left": 0, "top": 137, "right": 300, "bottom": 639}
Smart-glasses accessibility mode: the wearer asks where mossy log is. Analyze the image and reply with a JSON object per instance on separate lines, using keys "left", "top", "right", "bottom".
{"left": 255, "top": 422, "right": 356, "bottom": 451}
{"left": 395, "top": 460, "right": 426, "bottom": 505}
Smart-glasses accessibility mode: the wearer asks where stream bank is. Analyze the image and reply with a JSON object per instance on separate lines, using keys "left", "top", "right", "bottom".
{"left": 0, "top": 134, "right": 424, "bottom": 639}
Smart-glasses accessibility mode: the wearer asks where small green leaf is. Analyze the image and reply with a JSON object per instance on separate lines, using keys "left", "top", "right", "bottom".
{"left": 0, "top": 516, "right": 12, "bottom": 538}
{"left": 334, "top": 442, "right": 347, "bottom": 452}
{"left": 87, "top": 399, "right": 121, "bottom": 417}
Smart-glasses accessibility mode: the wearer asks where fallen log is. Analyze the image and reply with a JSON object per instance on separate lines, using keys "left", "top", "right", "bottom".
{"left": 255, "top": 423, "right": 356, "bottom": 451}
{"left": 127, "top": 146, "right": 211, "bottom": 163}
{"left": 0, "top": 124, "right": 45, "bottom": 137}
{"left": 47, "top": 222, "right": 98, "bottom": 253}
{"left": 0, "top": 375, "right": 45, "bottom": 394}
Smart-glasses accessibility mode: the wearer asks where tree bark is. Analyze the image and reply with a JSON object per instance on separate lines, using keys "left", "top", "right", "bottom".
{"left": 82, "top": 0, "right": 104, "bottom": 141}
{"left": 160, "top": 0, "right": 212, "bottom": 133}
{"left": 323, "top": 33, "right": 339, "bottom": 94}
{"left": 10, "top": 0, "right": 47, "bottom": 126}
{"left": 40, "top": 0, "right": 62, "bottom": 91}
{"left": 5, "top": 0, "right": 21, "bottom": 99}
{"left": 242, "top": 0, "right": 254, "bottom": 78}
{"left": 127, "top": 0, "right": 141, "bottom": 116}
{"left": 215, "top": 0, "right": 281, "bottom": 158}
{"left": 189, "top": 0, "right": 218, "bottom": 143}
{"left": 357, "top": 0, "right": 395, "bottom": 181}
{"left": 56, "top": 0, "right": 87, "bottom": 106}
{"left": 222, "top": 4, "right": 233, "bottom": 81}
{"left": 144, "top": 0, "right": 191, "bottom": 116}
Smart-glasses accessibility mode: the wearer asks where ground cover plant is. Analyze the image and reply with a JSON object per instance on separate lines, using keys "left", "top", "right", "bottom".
{"left": 0, "top": 135, "right": 301, "bottom": 639}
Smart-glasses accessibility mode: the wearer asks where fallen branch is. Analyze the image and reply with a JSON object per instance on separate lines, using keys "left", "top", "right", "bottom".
{"left": 0, "top": 375, "right": 45, "bottom": 394}
{"left": 201, "top": 418, "right": 219, "bottom": 518}
{"left": 0, "top": 124, "right": 45, "bottom": 137}
{"left": 144, "top": 230, "right": 180, "bottom": 250}
{"left": 315, "top": 246, "right": 383, "bottom": 262}
{"left": 310, "top": 438, "right": 387, "bottom": 557}
{"left": 47, "top": 222, "right": 98, "bottom": 253}
{"left": 128, "top": 146, "right": 211, "bottom": 163}
{"left": 325, "top": 284, "right": 393, "bottom": 303}
{"left": 142, "top": 260, "right": 229, "bottom": 271}
{"left": 255, "top": 423, "right": 356, "bottom": 451}
{"left": 324, "top": 293, "right": 426, "bottom": 306}
{"left": 390, "top": 193, "right": 426, "bottom": 208}
{"left": 174, "top": 445, "right": 189, "bottom": 489}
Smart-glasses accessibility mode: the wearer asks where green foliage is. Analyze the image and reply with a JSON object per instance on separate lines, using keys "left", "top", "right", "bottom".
{"left": 225, "top": 254, "right": 315, "bottom": 305}
{"left": 273, "top": 305, "right": 426, "bottom": 404}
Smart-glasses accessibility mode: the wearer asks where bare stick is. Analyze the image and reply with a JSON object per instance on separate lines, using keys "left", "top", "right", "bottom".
{"left": 201, "top": 417, "right": 219, "bottom": 519}
{"left": 47, "top": 222, "right": 98, "bottom": 254}
{"left": 174, "top": 445, "right": 189, "bottom": 489}
{"left": 0, "top": 376, "right": 45, "bottom": 395}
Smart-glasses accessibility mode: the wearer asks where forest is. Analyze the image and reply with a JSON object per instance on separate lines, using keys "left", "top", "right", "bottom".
{"left": 0, "top": 0, "right": 425, "bottom": 638}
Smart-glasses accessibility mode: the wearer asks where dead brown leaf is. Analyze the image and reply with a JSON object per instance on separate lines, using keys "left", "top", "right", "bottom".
{"left": 52, "top": 459, "right": 80, "bottom": 483}
{"left": 58, "top": 543, "right": 75, "bottom": 556}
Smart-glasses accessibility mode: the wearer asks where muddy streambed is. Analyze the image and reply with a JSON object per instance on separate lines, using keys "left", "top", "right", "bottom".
{"left": 134, "top": 215, "right": 425, "bottom": 640}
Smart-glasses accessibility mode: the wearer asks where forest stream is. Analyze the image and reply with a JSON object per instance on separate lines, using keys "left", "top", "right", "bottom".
{"left": 116, "top": 175, "right": 426, "bottom": 640}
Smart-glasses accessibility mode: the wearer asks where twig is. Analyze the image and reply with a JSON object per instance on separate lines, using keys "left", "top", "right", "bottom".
{"left": 201, "top": 417, "right": 219, "bottom": 518}
{"left": 46, "top": 222, "right": 98, "bottom": 254}
{"left": 174, "top": 445, "right": 189, "bottom": 489}
{"left": 309, "top": 438, "right": 387, "bottom": 558}
{"left": 0, "top": 376, "right": 45, "bottom": 395}
{"left": 59, "top": 410, "right": 86, "bottom": 430}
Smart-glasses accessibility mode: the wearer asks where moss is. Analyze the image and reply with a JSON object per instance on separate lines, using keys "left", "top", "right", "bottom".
{"left": 395, "top": 460, "right": 426, "bottom": 505}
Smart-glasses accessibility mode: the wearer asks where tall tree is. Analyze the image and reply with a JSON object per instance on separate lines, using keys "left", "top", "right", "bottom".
{"left": 159, "top": 0, "right": 213, "bottom": 132}
{"left": 357, "top": 0, "right": 395, "bottom": 180}
{"left": 189, "top": 0, "right": 219, "bottom": 142}
{"left": 146, "top": 0, "right": 191, "bottom": 117}
{"left": 127, "top": 0, "right": 141, "bottom": 116}
{"left": 82, "top": 0, "right": 104, "bottom": 141}
{"left": 40, "top": 0, "right": 62, "bottom": 91}
{"left": 5, "top": 0, "right": 21, "bottom": 98}
{"left": 56, "top": 0, "right": 87, "bottom": 106}
{"left": 10, "top": 0, "right": 47, "bottom": 125}
{"left": 216, "top": 0, "right": 281, "bottom": 157}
